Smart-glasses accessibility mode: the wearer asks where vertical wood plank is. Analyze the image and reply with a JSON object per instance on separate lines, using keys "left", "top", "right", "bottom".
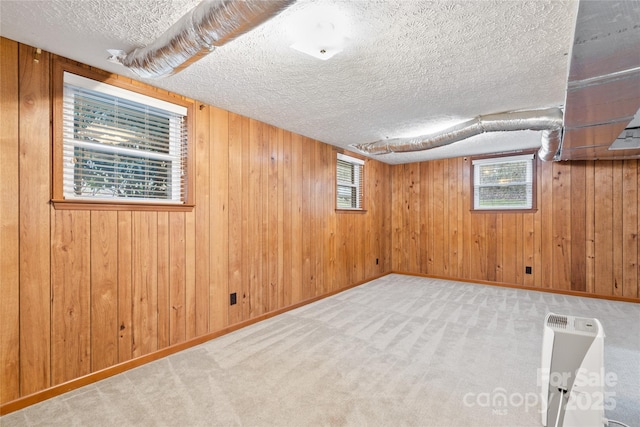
{"left": 380, "top": 162, "right": 392, "bottom": 273}
{"left": 425, "top": 162, "right": 434, "bottom": 274}
{"left": 267, "top": 125, "right": 280, "bottom": 307}
{"left": 117, "top": 211, "right": 133, "bottom": 363}
{"left": 18, "top": 45, "right": 51, "bottom": 396}
{"left": 156, "top": 212, "right": 170, "bottom": 350}
{"left": 637, "top": 161, "right": 640, "bottom": 298}
{"left": 515, "top": 214, "right": 524, "bottom": 285}
{"left": 585, "top": 162, "right": 596, "bottom": 294}
{"left": 456, "top": 158, "right": 465, "bottom": 279}
{"left": 324, "top": 146, "right": 336, "bottom": 291}
{"left": 621, "top": 160, "right": 638, "bottom": 298}
{"left": 131, "top": 211, "right": 158, "bottom": 357}
{"left": 290, "top": 133, "right": 303, "bottom": 304}
{"left": 248, "top": 119, "right": 264, "bottom": 316}
{"left": 210, "top": 106, "right": 229, "bottom": 330}
{"left": 462, "top": 157, "right": 472, "bottom": 279}
{"left": 276, "top": 127, "right": 287, "bottom": 303}
{"left": 184, "top": 101, "right": 197, "bottom": 340}
{"left": 532, "top": 158, "right": 543, "bottom": 287}
{"left": 391, "top": 165, "right": 402, "bottom": 271}
{"left": 405, "top": 163, "right": 418, "bottom": 273}
{"left": 523, "top": 212, "right": 535, "bottom": 287}
{"left": 241, "top": 114, "right": 251, "bottom": 321}
{"left": 193, "top": 103, "right": 210, "bottom": 335}
{"left": 301, "top": 138, "right": 312, "bottom": 299}
{"left": 240, "top": 116, "right": 251, "bottom": 320}
{"left": 0, "top": 37, "right": 20, "bottom": 403}
{"left": 184, "top": 103, "right": 197, "bottom": 340}
{"left": 404, "top": 163, "right": 417, "bottom": 273}
{"left": 442, "top": 159, "right": 450, "bottom": 276}
{"left": 281, "top": 131, "right": 293, "bottom": 305}
{"left": 612, "top": 161, "right": 624, "bottom": 297}
{"left": 552, "top": 162, "right": 572, "bottom": 290}
{"left": 90, "top": 211, "right": 119, "bottom": 372}
{"left": 469, "top": 214, "right": 485, "bottom": 280}
{"left": 594, "top": 161, "right": 614, "bottom": 295}
{"left": 540, "top": 159, "right": 554, "bottom": 288}
{"left": 399, "top": 164, "right": 408, "bottom": 273}
{"left": 448, "top": 159, "right": 458, "bottom": 277}
{"left": 227, "top": 112, "right": 244, "bottom": 325}
{"left": 185, "top": 203, "right": 197, "bottom": 339}
{"left": 310, "top": 140, "right": 321, "bottom": 293}
{"left": 258, "top": 122, "right": 270, "bottom": 307}
{"left": 314, "top": 141, "right": 326, "bottom": 295}
{"left": 51, "top": 210, "right": 91, "bottom": 385}
{"left": 365, "top": 157, "right": 377, "bottom": 278}
{"left": 485, "top": 214, "right": 497, "bottom": 282}
{"left": 169, "top": 212, "right": 186, "bottom": 345}
{"left": 495, "top": 213, "right": 503, "bottom": 283}
{"left": 502, "top": 214, "right": 517, "bottom": 284}
{"left": 570, "top": 162, "right": 587, "bottom": 292}
{"left": 433, "top": 161, "right": 446, "bottom": 276}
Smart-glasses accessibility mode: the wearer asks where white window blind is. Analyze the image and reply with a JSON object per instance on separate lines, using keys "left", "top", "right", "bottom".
{"left": 336, "top": 153, "right": 364, "bottom": 210}
{"left": 472, "top": 154, "right": 534, "bottom": 210}
{"left": 62, "top": 72, "right": 188, "bottom": 203}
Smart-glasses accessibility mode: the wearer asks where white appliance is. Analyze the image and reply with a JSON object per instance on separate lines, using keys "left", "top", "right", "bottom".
{"left": 540, "top": 312, "right": 605, "bottom": 427}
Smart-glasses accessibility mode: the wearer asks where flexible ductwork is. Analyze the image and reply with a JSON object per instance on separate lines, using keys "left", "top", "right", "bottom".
{"left": 537, "top": 128, "right": 563, "bottom": 161}
{"left": 352, "top": 108, "right": 564, "bottom": 161}
{"left": 110, "top": 0, "right": 295, "bottom": 78}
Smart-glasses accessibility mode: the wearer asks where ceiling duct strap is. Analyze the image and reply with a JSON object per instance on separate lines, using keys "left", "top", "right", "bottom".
{"left": 352, "top": 108, "right": 564, "bottom": 161}
{"left": 113, "top": 0, "right": 295, "bottom": 78}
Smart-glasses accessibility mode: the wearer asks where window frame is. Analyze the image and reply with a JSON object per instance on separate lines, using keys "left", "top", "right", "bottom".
{"left": 335, "top": 152, "right": 366, "bottom": 212}
{"left": 470, "top": 151, "right": 537, "bottom": 213}
{"left": 52, "top": 60, "right": 194, "bottom": 211}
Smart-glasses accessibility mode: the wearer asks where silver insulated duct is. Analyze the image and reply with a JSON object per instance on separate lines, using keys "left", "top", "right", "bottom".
{"left": 111, "top": 0, "right": 295, "bottom": 78}
{"left": 352, "top": 108, "right": 564, "bottom": 161}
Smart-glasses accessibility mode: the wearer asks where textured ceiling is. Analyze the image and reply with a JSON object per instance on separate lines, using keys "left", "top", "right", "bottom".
{"left": 0, "top": 0, "right": 579, "bottom": 164}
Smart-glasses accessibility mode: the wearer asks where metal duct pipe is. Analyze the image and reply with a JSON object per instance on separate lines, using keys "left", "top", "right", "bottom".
{"left": 538, "top": 128, "right": 563, "bottom": 161}
{"left": 112, "top": 0, "right": 295, "bottom": 78}
{"left": 352, "top": 107, "right": 564, "bottom": 160}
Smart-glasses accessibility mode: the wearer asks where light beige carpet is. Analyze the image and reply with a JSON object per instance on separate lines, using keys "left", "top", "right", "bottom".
{"left": 2, "top": 274, "right": 639, "bottom": 426}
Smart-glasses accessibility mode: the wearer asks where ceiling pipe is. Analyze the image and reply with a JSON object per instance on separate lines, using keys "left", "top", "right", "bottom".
{"left": 538, "top": 128, "right": 563, "bottom": 161}
{"left": 110, "top": 0, "right": 296, "bottom": 78}
{"left": 352, "top": 107, "right": 564, "bottom": 161}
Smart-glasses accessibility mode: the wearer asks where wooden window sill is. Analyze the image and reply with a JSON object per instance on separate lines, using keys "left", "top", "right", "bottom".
{"left": 51, "top": 199, "right": 195, "bottom": 212}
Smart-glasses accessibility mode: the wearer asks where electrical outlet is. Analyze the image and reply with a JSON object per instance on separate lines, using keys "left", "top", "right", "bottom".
{"left": 230, "top": 293, "right": 237, "bottom": 305}
{"left": 525, "top": 266, "right": 532, "bottom": 275}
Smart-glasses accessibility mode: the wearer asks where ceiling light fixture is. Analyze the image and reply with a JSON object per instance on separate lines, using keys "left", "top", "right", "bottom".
{"left": 289, "top": 5, "right": 348, "bottom": 60}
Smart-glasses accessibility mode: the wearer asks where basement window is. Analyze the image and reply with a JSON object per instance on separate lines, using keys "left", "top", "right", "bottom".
{"left": 52, "top": 63, "right": 193, "bottom": 211}
{"left": 472, "top": 153, "right": 536, "bottom": 211}
{"left": 336, "top": 153, "right": 365, "bottom": 210}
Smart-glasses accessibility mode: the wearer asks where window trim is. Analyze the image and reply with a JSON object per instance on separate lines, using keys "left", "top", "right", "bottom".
{"left": 335, "top": 152, "right": 366, "bottom": 212}
{"left": 470, "top": 151, "right": 537, "bottom": 213}
{"left": 52, "top": 60, "right": 195, "bottom": 211}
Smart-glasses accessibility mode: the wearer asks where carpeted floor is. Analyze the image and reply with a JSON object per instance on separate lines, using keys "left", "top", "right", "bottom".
{"left": 2, "top": 274, "right": 639, "bottom": 426}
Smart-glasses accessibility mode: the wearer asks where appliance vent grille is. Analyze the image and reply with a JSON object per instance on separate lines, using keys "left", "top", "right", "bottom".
{"left": 547, "top": 314, "right": 568, "bottom": 329}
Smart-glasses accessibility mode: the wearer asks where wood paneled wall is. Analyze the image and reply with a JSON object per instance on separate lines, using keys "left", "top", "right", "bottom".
{"left": 391, "top": 157, "right": 640, "bottom": 297}
{"left": 0, "top": 40, "right": 392, "bottom": 405}
{"left": 2, "top": 37, "right": 638, "bottom": 409}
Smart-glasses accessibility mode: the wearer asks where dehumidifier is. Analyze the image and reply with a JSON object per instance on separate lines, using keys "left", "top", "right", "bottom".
{"left": 540, "top": 312, "right": 605, "bottom": 427}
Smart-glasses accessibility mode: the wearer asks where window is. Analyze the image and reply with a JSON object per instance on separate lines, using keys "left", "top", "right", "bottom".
{"left": 53, "top": 64, "right": 192, "bottom": 210}
{"left": 472, "top": 153, "right": 535, "bottom": 211}
{"left": 336, "top": 153, "right": 364, "bottom": 210}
